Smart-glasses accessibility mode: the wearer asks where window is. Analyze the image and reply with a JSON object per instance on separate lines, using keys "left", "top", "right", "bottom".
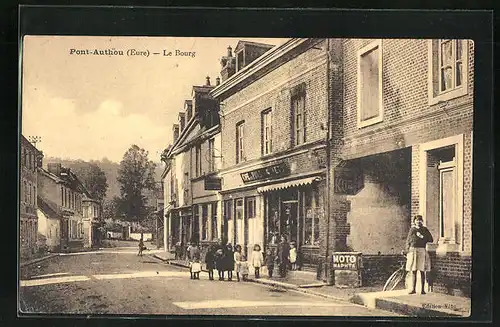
{"left": 28, "top": 183, "right": 32, "bottom": 206}
{"left": 24, "top": 181, "right": 28, "bottom": 203}
{"left": 61, "top": 187, "right": 64, "bottom": 206}
{"left": 23, "top": 148, "right": 27, "bottom": 167}
{"left": 208, "top": 138, "right": 215, "bottom": 172}
{"left": 304, "top": 190, "right": 320, "bottom": 246}
{"left": 261, "top": 109, "right": 272, "bottom": 155}
{"left": 211, "top": 202, "right": 218, "bottom": 240}
{"left": 357, "top": 40, "right": 383, "bottom": 128}
{"left": 245, "top": 197, "right": 256, "bottom": 219}
{"left": 235, "top": 199, "right": 244, "bottom": 219}
{"left": 195, "top": 144, "right": 202, "bottom": 177}
{"left": 236, "top": 121, "right": 245, "bottom": 164}
{"left": 429, "top": 39, "right": 468, "bottom": 104}
{"left": 236, "top": 50, "right": 244, "bottom": 71}
{"left": 201, "top": 204, "right": 208, "bottom": 240}
{"left": 224, "top": 200, "right": 233, "bottom": 220}
{"left": 32, "top": 185, "right": 36, "bottom": 206}
{"left": 291, "top": 86, "right": 306, "bottom": 146}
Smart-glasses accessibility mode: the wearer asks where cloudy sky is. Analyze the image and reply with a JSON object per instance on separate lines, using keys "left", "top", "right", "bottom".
{"left": 21, "top": 36, "right": 289, "bottom": 163}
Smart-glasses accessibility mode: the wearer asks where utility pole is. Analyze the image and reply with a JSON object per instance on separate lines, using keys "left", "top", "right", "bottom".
{"left": 324, "top": 38, "right": 335, "bottom": 285}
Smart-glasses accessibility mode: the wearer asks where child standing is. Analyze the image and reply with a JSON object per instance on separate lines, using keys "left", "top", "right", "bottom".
{"left": 234, "top": 244, "right": 242, "bottom": 282}
{"left": 191, "top": 258, "right": 202, "bottom": 280}
{"left": 265, "top": 248, "right": 276, "bottom": 278}
{"left": 251, "top": 244, "right": 264, "bottom": 278}
{"left": 205, "top": 245, "right": 216, "bottom": 280}
{"left": 239, "top": 256, "right": 250, "bottom": 281}
{"left": 289, "top": 242, "right": 297, "bottom": 271}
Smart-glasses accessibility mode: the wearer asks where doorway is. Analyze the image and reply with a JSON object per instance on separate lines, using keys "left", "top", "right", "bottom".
{"left": 281, "top": 201, "right": 298, "bottom": 243}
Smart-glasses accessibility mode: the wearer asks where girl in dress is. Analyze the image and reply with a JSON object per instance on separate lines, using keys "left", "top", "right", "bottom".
{"left": 233, "top": 244, "right": 242, "bottom": 282}
{"left": 251, "top": 244, "right": 264, "bottom": 278}
{"left": 289, "top": 242, "right": 297, "bottom": 271}
{"left": 405, "top": 215, "right": 434, "bottom": 294}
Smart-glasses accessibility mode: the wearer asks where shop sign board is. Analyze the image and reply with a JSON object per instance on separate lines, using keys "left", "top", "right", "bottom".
{"left": 332, "top": 252, "right": 362, "bottom": 270}
{"left": 240, "top": 162, "right": 290, "bottom": 184}
{"left": 204, "top": 176, "right": 222, "bottom": 190}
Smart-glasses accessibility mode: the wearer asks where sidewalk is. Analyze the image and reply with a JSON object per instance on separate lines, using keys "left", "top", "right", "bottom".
{"left": 152, "top": 254, "right": 470, "bottom": 317}
{"left": 20, "top": 253, "right": 59, "bottom": 267}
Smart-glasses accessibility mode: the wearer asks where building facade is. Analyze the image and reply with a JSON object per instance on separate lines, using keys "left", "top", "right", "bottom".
{"left": 82, "top": 196, "right": 102, "bottom": 248}
{"left": 333, "top": 38, "right": 474, "bottom": 296}
{"left": 211, "top": 39, "right": 339, "bottom": 261}
{"left": 162, "top": 77, "right": 223, "bottom": 254}
{"left": 37, "top": 163, "right": 89, "bottom": 251}
{"left": 20, "top": 135, "right": 43, "bottom": 260}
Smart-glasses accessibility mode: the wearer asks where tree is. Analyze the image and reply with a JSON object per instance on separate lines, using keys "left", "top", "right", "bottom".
{"left": 68, "top": 161, "right": 109, "bottom": 203}
{"left": 116, "top": 145, "right": 157, "bottom": 222}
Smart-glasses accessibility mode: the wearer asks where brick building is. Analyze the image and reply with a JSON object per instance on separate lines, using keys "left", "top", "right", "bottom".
{"left": 20, "top": 135, "right": 44, "bottom": 260}
{"left": 210, "top": 39, "right": 338, "bottom": 261}
{"left": 37, "top": 163, "right": 89, "bottom": 252}
{"left": 162, "top": 77, "right": 223, "bottom": 254}
{"left": 332, "top": 39, "right": 473, "bottom": 296}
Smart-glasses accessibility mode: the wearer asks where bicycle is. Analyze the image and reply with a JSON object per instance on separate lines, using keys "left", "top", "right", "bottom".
{"left": 383, "top": 252, "right": 409, "bottom": 292}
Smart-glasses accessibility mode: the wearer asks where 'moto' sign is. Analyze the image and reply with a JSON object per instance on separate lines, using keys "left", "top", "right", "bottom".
{"left": 332, "top": 252, "right": 362, "bottom": 270}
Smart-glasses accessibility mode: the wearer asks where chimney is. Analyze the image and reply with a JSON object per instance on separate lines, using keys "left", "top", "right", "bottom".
{"left": 220, "top": 45, "right": 236, "bottom": 82}
{"left": 173, "top": 124, "right": 180, "bottom": 143}
{"left": 216, "top": 77, "right": 220, "bottom": 86}
{"left": 47, "top": 163, "right": 62, "bottom": 176}
{"left": 205, "top": 76, "right": 211, "bottom": 86}
{"left": 185, "top": 100, "right": 193, "bottom": 121}
{"left": 178, "top": 112, "right": 186, "bottom": 132}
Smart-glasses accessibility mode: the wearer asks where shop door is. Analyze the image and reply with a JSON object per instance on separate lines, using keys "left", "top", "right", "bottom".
{"left": 281, "top": 201, "right": 298, "bottom": 243}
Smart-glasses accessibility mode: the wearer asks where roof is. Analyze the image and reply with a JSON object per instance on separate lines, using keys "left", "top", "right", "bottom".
{"left": 38, "top": 196, "right": 61, "bottom": 218}
{"left": 234, "top": 40, "right": 275, "bottom": 52}
{"left": 21, "top": 135, "right": 43, "bottom": 155}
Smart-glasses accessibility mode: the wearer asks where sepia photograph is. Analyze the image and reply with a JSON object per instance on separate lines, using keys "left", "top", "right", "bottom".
{"left": 19, "top": 34, "right": 475, "bottom": 318}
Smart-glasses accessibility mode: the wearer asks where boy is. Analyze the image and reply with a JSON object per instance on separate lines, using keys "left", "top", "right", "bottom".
{"left": 265, "top": 248, "right": 276, "bottom": 278}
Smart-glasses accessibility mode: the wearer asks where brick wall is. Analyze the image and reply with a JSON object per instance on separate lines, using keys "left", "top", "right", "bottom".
{"left": 428, "top": 252, "right": 472, "bottom": 297}
{"left": 340, "top": 38, "right": 474, "bottom": 294}
{"left": 341, "top": 39, "right": 474, "bottom": 159}
{"left": 361, "top": 255, "right": 401, "bottom": 286}
{"left": 220, "top": 39, "right": 329, "bottom": 170}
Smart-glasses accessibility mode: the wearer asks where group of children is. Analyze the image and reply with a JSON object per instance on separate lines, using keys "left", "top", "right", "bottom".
{"left": 188, "top": 241, "right": 300, "bottom": 281}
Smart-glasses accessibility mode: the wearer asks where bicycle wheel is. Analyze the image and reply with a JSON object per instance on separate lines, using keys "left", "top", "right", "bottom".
{"left": 383, "top": 268, "right": 405, "bottom": 291}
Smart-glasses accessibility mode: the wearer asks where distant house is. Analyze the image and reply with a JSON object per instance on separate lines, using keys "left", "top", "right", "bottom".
{"left": 82, "top": 195, "right": 103, "bottom": 248}
{"left": 37, "top": 163, "right": 89, "bottom": 252}
{"left": 20, "top": 135, "right": 44, "bottom": 259}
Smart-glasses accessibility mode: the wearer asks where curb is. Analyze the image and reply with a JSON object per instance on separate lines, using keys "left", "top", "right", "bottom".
{"left": 248, "top": 278, "right": 351, "bottom": 303}
{"left": 20, "top": 254, "right": 59, "bottom": 268}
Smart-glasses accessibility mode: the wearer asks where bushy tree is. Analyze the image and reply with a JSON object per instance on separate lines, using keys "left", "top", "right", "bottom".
{"left": 116, "top": 145, "right": 156, "bottom": 222}
{"left": 67, "top": 161, "right": 108, "bottom": 202}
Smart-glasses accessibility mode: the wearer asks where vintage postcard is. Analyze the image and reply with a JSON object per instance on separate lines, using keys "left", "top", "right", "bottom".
{"left": 19, "top": 34, "right": 474, "bottom": 318}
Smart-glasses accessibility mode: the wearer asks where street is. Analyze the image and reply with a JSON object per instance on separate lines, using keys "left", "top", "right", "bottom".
{"left": 19, "top": 246, "right": 397, "bottom": 316}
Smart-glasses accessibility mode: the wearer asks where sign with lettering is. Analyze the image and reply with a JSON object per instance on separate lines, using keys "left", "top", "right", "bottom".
{"left": 204, "top": 177, "right": 222, "bottom": 190}
{"left": 332, "top": 252, "right": 362, "bottom": 270}
{"left": 240, "top": 162, "right": 290, "bottom": 184}
{"left": 334, "top": 167, "right": 364, "bottom": 195}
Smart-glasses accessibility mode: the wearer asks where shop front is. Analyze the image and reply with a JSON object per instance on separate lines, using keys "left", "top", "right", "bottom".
{"left": 258, "top": 175, "right": 325, "bottom": 266}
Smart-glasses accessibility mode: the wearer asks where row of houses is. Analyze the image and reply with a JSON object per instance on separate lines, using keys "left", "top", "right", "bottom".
{"left": 20, "top": 136, "right": 103, "bottom": 260}
{"left": 160, "top": 38, "right": 473, "bottom": 297}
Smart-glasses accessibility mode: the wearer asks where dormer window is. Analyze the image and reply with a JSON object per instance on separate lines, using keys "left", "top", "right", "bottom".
{"left": 236, "top": 50, "right": 245, "bottom": 72}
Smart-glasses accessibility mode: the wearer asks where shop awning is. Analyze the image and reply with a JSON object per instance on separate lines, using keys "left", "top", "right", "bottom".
{"left": 257, "top": 176, "right": 319, "bottom": 193}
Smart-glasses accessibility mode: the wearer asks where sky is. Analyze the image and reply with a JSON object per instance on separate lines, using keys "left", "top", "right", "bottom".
{"left": 21, "top": 36, "right": 289, "bottom": 163}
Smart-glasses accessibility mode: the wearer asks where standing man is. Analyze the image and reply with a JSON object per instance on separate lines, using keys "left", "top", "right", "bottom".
{"left": 277, "top": 235, "right": 290, "bottom": 278}
{"left": 405, "top": 215, "right": 434, "bottom": 294}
